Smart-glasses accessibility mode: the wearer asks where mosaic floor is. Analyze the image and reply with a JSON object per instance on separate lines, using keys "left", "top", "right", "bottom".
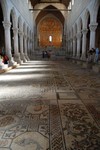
{"left": 0, "top": 60, "right": 100, "bottom": 150}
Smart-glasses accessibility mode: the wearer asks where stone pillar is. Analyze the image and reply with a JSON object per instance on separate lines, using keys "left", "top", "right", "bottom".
{"left": 34, "top": 35, "right": 37, "bottom": 50}
{"left": 27, "top": 37, "right": 29, "bottom": 53}
{"left": 19, "top": 31, "right": 26, "bottom": 62}
{"left": 30, "top": 39, "right": 32, "bottom": 57}
{"left": 72, "top": 36, "right": 76, "bottom": 57}
{"left": 69, "top": 39, "right": 72, "bottom": 57}
{"left": 32, "top": 40, "right": 34, "bottom": 55}
{"left": 66, "top": 41, "right": 68, "bottom": 55}
{"left": 89, "top": 23, "right": 98, "bottom": 49}
{"left": 26, "top": 37, "right": 30, "bottom": 60}
{"left": 28, "top": 38, "right": 31, "bottom": 56}
{"left": 71, "top": 38, "right": 73, "bottom": 56}
{"left": 76, "top": 32, "right": 82, "bottom": 58}
{"left": 13, "top": 28, "right": 21, "bottom": 64}
{"left": 68, "top": 39, "right": 70, "bottom": 56}
{"left": 81, "top": 29, "right": 88, "bottom": 60}
{"left": 3, "top": 20, "right": 16, "bottom": 66}
{"left": 24, "top": 35, "right": 29, "bottom": 61}
{"left": 32, "top": 32, "right": 34, "bottom": 52}
{"left": 67, "top": 39, "right": 70, "bottom": 56}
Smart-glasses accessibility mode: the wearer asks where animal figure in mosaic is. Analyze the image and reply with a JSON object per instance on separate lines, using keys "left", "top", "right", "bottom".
{"left": 16, "top": 138, "right": 43, "bottom": 150}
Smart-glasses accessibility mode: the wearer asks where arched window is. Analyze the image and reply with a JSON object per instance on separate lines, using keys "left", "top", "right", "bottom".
{"left": 49, "top": 36, "right": 52, "bottom": 42}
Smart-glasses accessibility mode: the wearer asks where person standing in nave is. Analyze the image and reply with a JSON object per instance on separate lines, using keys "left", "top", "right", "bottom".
{"left": 94, "top": 47, "right": 100, "bottom": 63}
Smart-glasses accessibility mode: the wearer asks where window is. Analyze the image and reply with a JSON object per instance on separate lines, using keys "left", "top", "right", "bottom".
{"left": 49, "top": 36, "right": 52, "bottom": 42}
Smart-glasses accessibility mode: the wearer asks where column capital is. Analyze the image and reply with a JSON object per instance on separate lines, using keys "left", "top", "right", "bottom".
{"left": 82, "top": 29, "right": 88, "bottom": 35}
{"left": 3, "top": 21, "right": 11, "bottom": 30}
{"left": 12, "top": 28, "right": 19, "bottom": 34}
{"left": 89, "top": 23, "right": 98, "bottom": 31}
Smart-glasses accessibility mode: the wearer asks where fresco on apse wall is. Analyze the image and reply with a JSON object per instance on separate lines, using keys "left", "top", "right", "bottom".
{"left": 41, "top": 0, "right": 60, "bottom": 2}
{"left": 38, "top": 17, "right": 62, "bottom": 48}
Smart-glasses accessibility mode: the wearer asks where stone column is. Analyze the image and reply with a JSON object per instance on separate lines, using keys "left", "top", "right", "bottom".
{"left": 67, "top": 39, "right": 70, "bottom": 55}
{"left": 68, "top": 39, "right": 70, "bottom": 56}
{"left": 69, "top": 38, "right": 72, "bottom": 57}
{"left": 34, "top": 35, "right": 37, "bottom": 50}
{"left": 24, "top": 35, "right": 29, "bottom": 61}
{"left": 32, "top": 40, "right": 34, "bottom": 55}
{"left": 26, "top": 37, "right": 30, "bottom": 60}
{"left": 66, "top": 41, "right": 68, "bottom": 54}
{"left": 89, "top": 23, "right": 98, "bottom": 49}
{"left": 72, "top": 36, "right": 76, "bottom": 57}
{"left": 30, "top": 39, "right": 32, "bottom": 57}
{"left": 27, "top": 37, "right": 29, "bottom": 53}
{"left": 81, "top": 29, "right": 88, "bottom": 60}
{"left": 13, "top": 28, "right": 21, "bottom": 64}
{"left": 19, "top": 31, "right": 26, "bottom": 62}
{"left": 28, "top": 38, "right": 30, "bottom": 58}
{"left": 3, "top": 20, "right": 16, "bottom": 66}
{"left": 76, "top": 32, "right": 82, "bottom": 58}
{"left": 70, "top": 38, "right": 73, "bottom": 56}
{"left": 32, "top": 32, "right": 34, "bottom": 52}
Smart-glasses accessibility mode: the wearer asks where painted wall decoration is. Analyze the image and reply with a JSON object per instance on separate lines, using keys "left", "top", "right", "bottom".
{"left": 41, "top": 0, "right": 60, "bottom": 2}
{"left": 38, "top": 17, "right": 63, "bottom": 47}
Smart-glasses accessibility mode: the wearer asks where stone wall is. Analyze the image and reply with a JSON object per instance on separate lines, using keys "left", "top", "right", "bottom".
{"left": 66, "top": 0, "right": 100, "bottom": 61}
{"left": 8, "top": 0, "right": 33, "bottom": 30}
{"left": 68, "top": 0, "right": 91, "bottom": 27}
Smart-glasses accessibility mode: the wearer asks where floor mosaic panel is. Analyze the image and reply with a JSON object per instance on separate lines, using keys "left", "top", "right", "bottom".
{"left": 0, "top": 60, "right": 100, "bottom": 150}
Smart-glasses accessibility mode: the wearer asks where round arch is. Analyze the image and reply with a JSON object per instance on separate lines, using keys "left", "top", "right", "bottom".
{"left": 77, "top": 17, "right": 83, "bottom": 57}
{"left": 91, "top": 0, "right": 100, "bottom": 23}
{"left": 74, "top": 23, "right": 77, "bottom": 57}
{"left": 0, "top": 0, "right": 10, "bottom": 21}
{"left": 85, "top": 10, "right": 90, "bottom": 58}
{"left": 0, "top": 3, "right": 5, "bottom": 51}
{"left": 10, "top": 7, "right": 19, "bottom": 55}
{"left": 96, "top": 6, "right": 100, "bottom": 50}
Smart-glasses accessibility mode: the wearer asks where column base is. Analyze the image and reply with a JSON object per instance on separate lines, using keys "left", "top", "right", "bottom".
{"left": 8, "top": 57, "right": 17, "bottom": 67}
{"left": 20, "top": 53, "right": 27, "bottom": 62}
{"left": 25, "top": 54, "right": 30, "bottom": 61}
{"left": 80, "top": 54, "right": 87, "bottom": 61}
{"left": 14, "top": 53, "right": 22, "bottom": 64}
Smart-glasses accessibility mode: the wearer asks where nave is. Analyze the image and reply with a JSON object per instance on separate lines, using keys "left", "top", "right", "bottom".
{"left": 0, "top": 60, "right": 100, "bottom": 150}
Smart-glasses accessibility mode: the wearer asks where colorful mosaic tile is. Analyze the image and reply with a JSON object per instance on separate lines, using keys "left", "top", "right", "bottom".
{"left": 0, "top": 60, "right": 100, "bottom": 149}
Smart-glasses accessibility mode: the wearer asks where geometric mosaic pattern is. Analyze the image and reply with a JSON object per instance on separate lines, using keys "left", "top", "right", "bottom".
{"left": 0, "top": 60, "right": 100, "bottom": 150}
